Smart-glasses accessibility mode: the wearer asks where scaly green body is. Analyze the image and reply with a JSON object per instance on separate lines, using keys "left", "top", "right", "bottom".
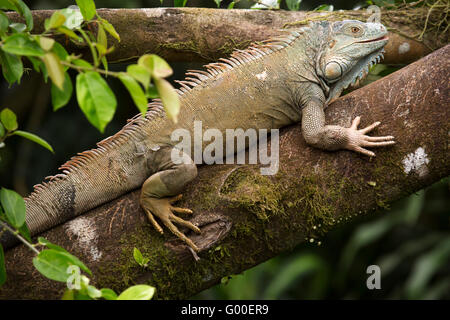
{"left": 1, "top": 20, "right": 395, "bottom": 251}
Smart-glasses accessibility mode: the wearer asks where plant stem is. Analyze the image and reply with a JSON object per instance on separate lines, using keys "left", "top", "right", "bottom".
{"left": 0, "top": 220, "right": 39, "bottom": 255}
{"left": 78, "top": 28, "right": 99, "bottom": 67}
{"left": 61, "top": 61, "right": 121, "bottom": 77}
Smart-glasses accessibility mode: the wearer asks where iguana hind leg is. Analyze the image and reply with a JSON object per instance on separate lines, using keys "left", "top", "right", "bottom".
{"left": 140, "top": 148, "right": 201, "bottom": 251}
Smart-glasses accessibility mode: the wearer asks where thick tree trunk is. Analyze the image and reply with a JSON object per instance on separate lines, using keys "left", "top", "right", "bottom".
{"left": 7, "top": 8, "right": 445, "bottom": 64}
{"left": 1, "top": 44, "right": 448, "bottom": 300}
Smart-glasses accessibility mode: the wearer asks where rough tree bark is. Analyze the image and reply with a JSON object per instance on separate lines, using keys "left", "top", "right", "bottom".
{"left": 7, "top": 8, "right": 446, "bottom": 65}
{"left": 1, "top": 44, "right": 448, "bottom": 300}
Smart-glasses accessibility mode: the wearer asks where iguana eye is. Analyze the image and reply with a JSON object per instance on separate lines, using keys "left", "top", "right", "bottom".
{"left": 344, "top": 24, "right": 364, "bottom": 37}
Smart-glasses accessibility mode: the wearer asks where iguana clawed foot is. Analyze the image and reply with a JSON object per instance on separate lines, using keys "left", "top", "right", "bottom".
{"left": 344, "top": 116, "right": 395, "bottom": 157}
{"left": 141, "top": 194, "right": 201, "bottom": 252}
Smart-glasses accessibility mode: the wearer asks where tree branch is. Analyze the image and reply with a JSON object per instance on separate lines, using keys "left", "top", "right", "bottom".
{"left": 7, "top": 8, "right": 446, "bottom": 64}
{"left": 1, "top": 44, "right": 448, "bottom": 300}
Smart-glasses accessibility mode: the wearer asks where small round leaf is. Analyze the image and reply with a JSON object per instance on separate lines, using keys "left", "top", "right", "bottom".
{"left": 117, "top": 285, "right": 155, "bottom": 300}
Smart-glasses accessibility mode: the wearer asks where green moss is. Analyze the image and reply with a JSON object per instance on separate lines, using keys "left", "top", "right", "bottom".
{"left": 287, "top": 175, "right": 336, "bottom": 233}
{"left": 158, "top": 40, "right": 200, "bottom": 54}
{"left": 221, "top": 167, "right": 285, "bottom": 220}
{"left": 95, "top": 225, "right": 172, "bottom": 294}
{"left": 216, "top": 37, "right": 252, "bottom": 56}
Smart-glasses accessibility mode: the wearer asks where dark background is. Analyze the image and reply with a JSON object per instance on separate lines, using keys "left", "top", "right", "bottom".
{"left": 0, "top": 0, "right": 448, "bottom": 299}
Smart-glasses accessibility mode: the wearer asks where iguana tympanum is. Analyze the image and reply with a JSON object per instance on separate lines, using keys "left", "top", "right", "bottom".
{"left": 1, "top": 20, "right": 395, "bottom": 252}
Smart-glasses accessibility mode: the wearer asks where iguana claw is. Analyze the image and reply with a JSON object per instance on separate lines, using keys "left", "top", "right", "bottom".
{"left": 141, "top": 194, "right": 201, "bottom": 252}
{"left": 345, "top": 116, "right": 396, "bottom": 157}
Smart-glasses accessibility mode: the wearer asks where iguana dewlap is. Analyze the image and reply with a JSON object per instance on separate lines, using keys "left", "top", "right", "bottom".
{"left": 1, "top": 20, "right": 395, "bottom": 251}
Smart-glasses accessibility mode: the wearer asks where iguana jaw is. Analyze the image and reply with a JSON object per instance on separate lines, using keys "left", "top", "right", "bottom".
{"left": 355, "top": 35, "right": 389, "bottom": 44}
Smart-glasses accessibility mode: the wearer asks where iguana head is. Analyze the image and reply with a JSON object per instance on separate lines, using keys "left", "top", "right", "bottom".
{"left": 315, "top": 20, "right": 389, "bottom": 103}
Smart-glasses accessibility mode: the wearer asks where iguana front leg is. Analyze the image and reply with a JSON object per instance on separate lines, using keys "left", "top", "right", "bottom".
{"left": 301, "top": 86, "right": 395, "bottom": 156}
{"left": 140, "top": 147, "right": 201, "bottom": 251}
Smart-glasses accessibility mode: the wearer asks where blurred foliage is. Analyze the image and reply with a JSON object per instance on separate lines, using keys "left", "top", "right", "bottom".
{"left": 0, "top": 0, "right": 448, "bottom": 300}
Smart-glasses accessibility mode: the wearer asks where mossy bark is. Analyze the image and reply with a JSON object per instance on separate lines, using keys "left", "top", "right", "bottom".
{"left": 1, "top": 45, "right": 448, "bottom": 300}
{"left": 7, "top": 8, "right": 446, "bottom": 65}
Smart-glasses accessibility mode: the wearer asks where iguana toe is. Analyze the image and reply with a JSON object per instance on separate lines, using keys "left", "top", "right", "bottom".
{"left": 345, "top": 116, "right": 396, "bottom": 157}
{"left": 141, "top": 196, "right": 200, "bottom": 252}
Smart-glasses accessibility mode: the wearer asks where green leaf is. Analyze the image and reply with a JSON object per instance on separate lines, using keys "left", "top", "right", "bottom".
{"left": 214, "top": 0, "right": 221, "bottom": 7}
{"left": 0, "top": 244, "right": 6, "bottom": 286}
{"left": 51, "top": 72, "right": 73, "bottom": 111}
{"left": 42, "top": 52, "right": 65, "bottom": 90}
{"left": 28, "top": 56, "right": 49, "bottom": 82}
{"left": 133, "top": 247, "right": 144, "bottom": 265}
{"left": 33, "top": 250, "right": 75, "bottom": 282}
{"left": 0, "top": 187, "right": 26, "bottom": 228}
{"left": 138, "top": 54, "right": 173, "bottom": 78}
{"left": 286, "top": 0, "right": 302, "bottom": 11}
{"left": 56, "top": 26, "right": 82, "bottom": 42}
{"left": 146, "top": 84, "right": 159, "bottom": 99}
{"left": 154, "top": 78, "right": 180, "bottom": 123}
{"left": 127, "top": 64, "right": 150, "bottom": 89}
{"left": 101, "top": 56, "right": 108, "bottom": 73}
{"left": 98, "top": 17, "right": 120, "bottom": 41}
{"left": 95, "top": 43, "right": 107, "bottom": 58}
{"left": 33, "top": 249, "right": 92, "bottom": 282}
{"left": 75, "top": 0, "right": 96, "bottom": 21}
{"left": 72, "top": 58, "right": 93, "bottom": 69}
{"left": 51, "top": 42, "right": 69, "bottom": 67}
{"left": 13, "top": 0, "right": 33, "bottom": 31}
{"left": 9, "top": 22, "right": 26, "bottom": 33}
{"left": 100, "top": 288, "right": 118, "bottom": 300}
{"left": 62, "top": 289, "right": 75, "bottom": 300}
{"left": 27, "top": 56, "right": 42, "bottom": 72}
{"left": 87, "top": 285, "right": 102, "bottom": 299}
{"left": 45, "top": 11, "right": 66, "bottom": 30}
{"left": 13, "top": 130, "right": 54, "bottom": 153}
{"left": 117, "top": 285, "right": 155, "bottom": 300}
{"left": 0, "top": 0, "right": 15, "bottom": 11}
{"left": 60, "top": 8, "right": 84, "bottom": 29}
{"left": 313, "top": 4, "right": 334, "bottom": 11}
{"left": 2, "top": 34, "right": 44, "bottom": 57}
{"left": 76, "top": 71, "right": 117, "bottom": 133}
{"left": 174, "top": 0, "right": 188, "bottom": 7}
{"left": 39, "top": 36, "right": 55, "bottom": 51}
{"left": 227, "top": 1, "right": 235, "bottom": 9}
{"left": 118, "top": 73, "right": 148, "bottom": 116}
{"left": 0, "top": 108, "right": 18, "bottom": 131}
{"left": 1, "top": 0, "right": 33, "bottom": 31}
{"left": 0, "top": 123, "right": 5, "bottom": 137}
{"left": 18, "top": 222, "right": 31, "bottom": 242}
{"left": 96, "top": 23, "right": 107, "bottom": 54}
{"left": 0, "top": 50, "right": 23, "bottom": 84}
{"left": 37, "top": 238, "right": 92, "bottom": 275}
{"left": 38, "top": 237, "right": 68, "bottom": 252}
{"left": 0, "top": 11, "right": 9, "bottom": 35}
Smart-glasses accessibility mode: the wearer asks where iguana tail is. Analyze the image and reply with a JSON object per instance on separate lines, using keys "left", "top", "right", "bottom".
{"left": 0, "top": 104, "right": 165, "bottom": 250}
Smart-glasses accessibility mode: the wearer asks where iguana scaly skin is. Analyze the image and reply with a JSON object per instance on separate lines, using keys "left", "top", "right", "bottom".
{"left": 1, "top": 20, "right": 395, "bottom": 251}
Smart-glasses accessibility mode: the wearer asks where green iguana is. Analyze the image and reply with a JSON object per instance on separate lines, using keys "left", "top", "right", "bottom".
{"left": 1, "top": 20, "right": 395, "bottom": 252}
